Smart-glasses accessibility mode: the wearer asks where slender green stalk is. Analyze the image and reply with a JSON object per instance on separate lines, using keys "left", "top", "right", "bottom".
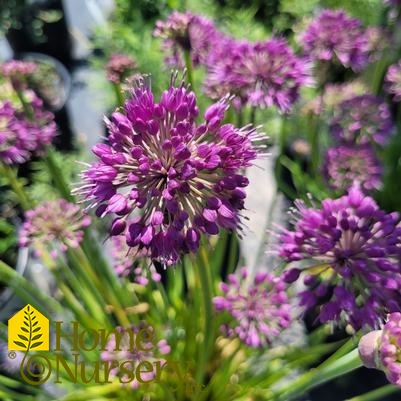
{"left": 0, "top": 259, "right": 62, "bottom": 316}
{"left": 0, "top": 163, "right": 32, "bottom": 211}
{"left": 184, "top": 50, "right": 194, "bottom": 90}
{"left": 274, "top": 349, "right": 362, "bottom": 401}
{"left": 346, "top": 384, "right": 400, "bottom": 401}
{"left": 113, "top": 82, "right": 124, "bottom": 108}
{"left": 44, "top": 148, "right": 74, "bottom": 201}
{"left": 15, "top": 88, "right": 33, "bottom": 120}
{"left": 194, "top": 246, "right": 215, "bottom": 393}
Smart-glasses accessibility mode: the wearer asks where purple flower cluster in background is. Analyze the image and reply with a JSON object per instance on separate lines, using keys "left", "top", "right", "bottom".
{"left": 324, "top": 145, "right": 382, "bottom": 193}
{"left": 298, "top": 9, "right": 371, "bottom": 71}
{"left": 204, "top": 38, "right": 311, "bottom": 113}
{"left": 74, "top": 74, "right": 262, "bottom": 266}
{"left": 19, "top": 198, "right": 91, "bottom": 257}
{"left": 280, "top": 186, "right": 401, "bottom": 329}
{"left": 213, "top": 267, "right": 292, "bottom": 347}
{"left": 329, "top": 94, "right": 394, "bottom": 147}
{"left": 0, "top": 60, "right": 37, "bottom": 90}
{"left": 106, "top": 53, "right": 138, "bottom": 84}
{"left": 385, "top": 60, "right": 401, "bottom": 101}
{"left": 153, "top": 11, "right": 220, "bottom": 68}
{"left": 154, "top": 12, "right": 311, "bottom": 112}
{"left": 0, "top": 95, "right": 57, "bottom": 165}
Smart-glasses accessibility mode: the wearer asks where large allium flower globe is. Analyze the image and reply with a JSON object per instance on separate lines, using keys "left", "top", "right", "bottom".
{"left": 204, "top": 38, "right": 311, "bottom": 113}
{"left": 19, "top": 199, "right": 91, "bottom": 257}
{"left": 74, "top": 74, "right": 261, "bottom": 266}
{"left": 0, "top": 96, "right": 56, "bottom": 165}
{"left": 324, "top": 145, "right": 382, "bottom": 193}
{"left": 385, "top": 60, "right": 401, "bottom": 101}
{"left": 153, "top": 11, "right": 219, "bottom": 68}
{"left": 280, "top": 186, "right": 401, "bottom": 329}
{"left": 299, "top": 9, "right": 370, "bottom": 71}
{"left": 213, "top": 267, "right": 292, "bottom": 347}
{"left": 329, "top": 94, "right": 394, "bottom": 147}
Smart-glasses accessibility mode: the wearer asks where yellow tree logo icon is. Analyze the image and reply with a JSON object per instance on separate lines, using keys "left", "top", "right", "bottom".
{"left": 8, "top": 304, "right": 52, "bottom": 385}
{"left": 8, "top": 304, "right": 49, "bottom": 351}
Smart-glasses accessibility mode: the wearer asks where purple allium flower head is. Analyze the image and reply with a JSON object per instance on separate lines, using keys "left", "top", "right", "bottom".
{"left": 153, "top": 11, "right": 219, "bottom": 68}
{"left": 213, "top": 267, "right": 292, "bottom": 347}
{"left": 19, "top": 199, "right": 91, "bottom": 257}
{"left": 0, "top": 97, "right": 56, "bottom": 165}
{"left": 73, "top": 73, "right": 262, "bottom": 266}
{"left": 106, "top": 53, "right": 138, "bottom": 84}
{"left": 110, "top": 234, "right": 161, "bottom": 284}
{"left": 298, "top": 9, "right": 370, "bottom": 71}
{"left": 324, "top": 145, "right": 382, "bottom": 193}
{"left": 385, "top": 60, "right": 401, "bottom": 101}
{"left": 359, "top": 313, "right": 401, "bottom": 387}
{"left": 0, "top": 60, "right": 37, "bottom": 90}
{"left": 100, "top": 325, "right": 170, "bottom": 388}
{"left": 279, "top": 186, "right": 401, "bottom": 329}
{"left": 204, "top": 38, "right": 311, "bottom": 113}
{"left": 329, "top": 94, "right": 394, "bottom": 147}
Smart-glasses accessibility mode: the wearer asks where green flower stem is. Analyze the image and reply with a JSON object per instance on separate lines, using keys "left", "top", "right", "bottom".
{"left": 44, "top": 148, "right": 74, "bottom": 201}
{"left": 80, "top": 234, "right": 137, "bottom": 320}
{"left": 37, "top": 248, "right": 104, "bottom": 330}
{"left": 58, "top": 254, "right": 110, "bottom": 327}
{"left": 194, "top": 246, "right": 215, "bottom": 393}
{"left": 346, "top": 384, "right": 400, "bottom": 401}
{"left": 307, "top": 111, "right": 320, "bottom": 179}
{"left": 0, "top": 259, "right": 62, "bottom": 316}
{"left": 0, "top": 162, "right": 32, "bottom": 211}
{"left": 184, "top": 50, "right": 194, "bottom": 90}
{"left": 319, "top": 333, "right": 361, "bottom": 369}
{"left": 58, "top": 382, "right": 122, "bottom": 401}
{"left": 274, "top": 348, "right": 362, "bottom": 401}
{"left": 113, "top": 82, "right": 124, "bottom": 108}
{"left": 68, "top": 245, "right": 131, "bottom": 327}
{"left": 15, "top": 88, "right": 34, "bottom": 120}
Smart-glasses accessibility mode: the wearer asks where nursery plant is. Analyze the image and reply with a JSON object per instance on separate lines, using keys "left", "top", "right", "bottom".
{"left": 1, "top": 1, "right": 401, "bottom": 401}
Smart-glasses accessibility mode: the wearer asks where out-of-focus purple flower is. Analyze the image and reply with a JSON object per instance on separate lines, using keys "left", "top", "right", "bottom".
{"left": 385, "top": 60, "right": 401, "bottom": 101}
{"left": 204, "top": 38, "right": 311, "bottom": 113}
{"left": 324, "top": 145, "right": 382, "bottom": 193}
{"left": 153, "top": 11, "right": 220, "bottom": 68}
{"left": 213, "top": 267, "right": 292, "bottom": 347}
{"left": 19, "top": 199, "right": 91, "bottom": 257}
{"left": 100, "top": 325, "right": 170, "bottom": 388}
{"left": 298, "top": 9, "right": 370, "bottom": 71}
{"left": 0, "top": 96, "right": 56, "bottom": 165}
{"left": 279, "top": 186, "right": 401, "bottom": 329}
{"left": 73, "top": 73, "right": 262, "bottom": 266}
{"left": 106, "top": 53, "right": 138, "bottom": 84}
{"left": 359, "top": 313, "right": 401, "bottom": 387}
{"left": 110, "top": 235, "right": 161, "bottom": 284}
{"left": 329, "top": 94, "right": 394, "bottom": 147}
{"left": 301, "top": 80, "right": 367, "bottom": 115}
{"left": 0, "top": 60, "right": 37, "bottom": 90}
{"left": 0, "top": 342, "right": 24, "bottom": 376}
